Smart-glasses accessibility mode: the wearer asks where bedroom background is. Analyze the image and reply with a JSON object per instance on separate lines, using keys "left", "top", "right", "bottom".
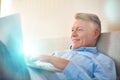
{"left": 0, "top": 0, "right": 120, "bottom": 57}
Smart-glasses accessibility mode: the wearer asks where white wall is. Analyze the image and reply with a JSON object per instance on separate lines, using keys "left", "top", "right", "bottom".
{"left": 103, "top": 0, "right": 120, "bottom": 32}
{"left": 1, "top": 0, "right": 106, "bottom": 39}
{"left": 1, "top": 0, "right": 120, "bottom": 56}
{"left": 0, "top": 0, "right": 1, "bottom": 15}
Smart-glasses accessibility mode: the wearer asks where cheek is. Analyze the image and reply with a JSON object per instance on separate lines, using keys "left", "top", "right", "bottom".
{"left": 80, "top": 32, "right": 91, "bottom": 43}
{"left": 85, "top": 33, "right": 95, "bottom": 43}
{"left": 79, "top": 32, "right": 87, "bottom": 40}
{"left": 78, "top": 32, "right": 85, "bottom": 37}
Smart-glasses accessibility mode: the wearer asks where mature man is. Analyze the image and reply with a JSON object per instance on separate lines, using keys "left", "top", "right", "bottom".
{"left": 39, "top": 13, "right": 116, "bottom": 80}
{"left": 0, "top": 13, "right": 116, "bottom": 80}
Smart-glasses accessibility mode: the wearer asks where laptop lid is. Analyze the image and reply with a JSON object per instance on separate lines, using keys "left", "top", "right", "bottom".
{"left": 0, "top": 14, "right": 23, "bottom": 55}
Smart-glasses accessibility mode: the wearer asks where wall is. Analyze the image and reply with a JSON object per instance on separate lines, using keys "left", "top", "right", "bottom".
{"left": 0, "top": 0, "right": 120, "bottom": 56}
{"left": 103, "top": 0, "right": 120, "bottom": 32}
{"left": 1, "top": 0, "right": 106, "bottom": 39}
{"left": 0, "top": 0, "right": 1, "bottom": 15}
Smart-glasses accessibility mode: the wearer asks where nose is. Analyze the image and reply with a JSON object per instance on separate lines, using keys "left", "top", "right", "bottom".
{"left": 72, "top": 30, "right": 78, "bottom": 37}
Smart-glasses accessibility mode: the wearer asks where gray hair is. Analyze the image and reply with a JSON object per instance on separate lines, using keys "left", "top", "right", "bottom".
{"left": 75, "top": 13, "right": 101, "bottom": 33}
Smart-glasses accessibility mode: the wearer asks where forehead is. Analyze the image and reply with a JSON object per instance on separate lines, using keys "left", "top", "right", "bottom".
{"left": 72, "top": 19, "right": 90, "bottom": 27}
{"left": 72, "top": 19, "right": 97, "bottom": 30}
{"left": 73, "top": 19, "right": 90, "bottom": 25}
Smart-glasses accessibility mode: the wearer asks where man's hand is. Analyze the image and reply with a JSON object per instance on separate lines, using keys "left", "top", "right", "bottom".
{"left": 39, "top": 55, "right": 69, "bottom": 70}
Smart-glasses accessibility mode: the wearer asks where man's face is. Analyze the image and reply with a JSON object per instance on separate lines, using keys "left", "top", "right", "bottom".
{"left": 71, "top": 19, "right": 99, "bottom": 49}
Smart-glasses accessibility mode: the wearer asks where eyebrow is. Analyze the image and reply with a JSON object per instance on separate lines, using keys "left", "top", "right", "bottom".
{"left": 72, "top": 26, "right": 84, "bottom": 29}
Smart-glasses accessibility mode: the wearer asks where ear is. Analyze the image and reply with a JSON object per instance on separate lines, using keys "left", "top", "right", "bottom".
{"left": 94, "top": 28, "right": 100, "bottom": 40}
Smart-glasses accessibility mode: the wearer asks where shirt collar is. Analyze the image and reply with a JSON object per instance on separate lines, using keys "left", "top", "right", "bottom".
{"left": 70, "top": 45, "right": 97, "bottom": 54}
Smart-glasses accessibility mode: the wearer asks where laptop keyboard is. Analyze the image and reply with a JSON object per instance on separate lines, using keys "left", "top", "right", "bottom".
{"left": 27, "top": 60, "right": 62, "bottom": 72}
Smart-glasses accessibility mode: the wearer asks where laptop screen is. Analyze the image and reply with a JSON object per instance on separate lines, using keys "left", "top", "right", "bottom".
{"left": 0, "top": 14, "right": 31, "bottom": 79}
{"left": 0, "top": 14, "right": 23, "bottom": 55}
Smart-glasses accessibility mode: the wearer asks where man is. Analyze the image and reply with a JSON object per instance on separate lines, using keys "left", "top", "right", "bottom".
{"left": 39, "top": 13, "right": 116, "bottom": 80}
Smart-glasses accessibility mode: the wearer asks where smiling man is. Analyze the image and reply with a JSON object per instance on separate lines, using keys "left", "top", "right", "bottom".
{"left": 39, "top": 13, "right": 116, "bottom": 80}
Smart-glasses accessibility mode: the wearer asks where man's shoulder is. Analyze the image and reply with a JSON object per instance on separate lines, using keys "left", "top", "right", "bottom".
{"left": 96, "top": 52, "right": 115, "bottom": 63}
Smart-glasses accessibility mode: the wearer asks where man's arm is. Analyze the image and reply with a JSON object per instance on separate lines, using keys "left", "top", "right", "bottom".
{"left": 39, "top": 55, "right": 69, "bottom": 70}
{"left": 39, "top": 55, "right": 94, "bottom": 80}
{"left": 39, "top": 55, "right": 116, "bottom": 80}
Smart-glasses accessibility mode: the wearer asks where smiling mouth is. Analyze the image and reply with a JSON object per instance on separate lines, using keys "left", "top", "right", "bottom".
{"left": 72, "top": 39, "right": 80, "bottom": 42}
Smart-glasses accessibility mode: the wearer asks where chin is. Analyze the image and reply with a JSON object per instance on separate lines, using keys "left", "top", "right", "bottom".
{"left": 72, "top": 45, "right": 81, "bottom": 49}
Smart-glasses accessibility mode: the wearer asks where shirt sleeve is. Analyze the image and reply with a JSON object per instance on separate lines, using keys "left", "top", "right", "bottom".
{"left": 63, "top": 54, "right": 116, "bottom": 80}
{"left": 92, "top": 54, "right": 117, "bottom": 80}
{"left": 63, "top": 61, "right": 93, "bottom": 80}
{"left": 63, "top": 54, "right": 94, "bottom": 80}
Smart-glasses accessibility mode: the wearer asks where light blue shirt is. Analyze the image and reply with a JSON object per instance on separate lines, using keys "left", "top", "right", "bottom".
{"left": 52, "top": 46, "right": 116, "bottom": 80}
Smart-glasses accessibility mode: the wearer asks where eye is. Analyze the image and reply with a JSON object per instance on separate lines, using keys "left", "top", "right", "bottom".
{"left": 71, "top": 29, "right": 74, "bottom": 32}
{"left": 77, "top": 28, "right": 83, "bottom": 31}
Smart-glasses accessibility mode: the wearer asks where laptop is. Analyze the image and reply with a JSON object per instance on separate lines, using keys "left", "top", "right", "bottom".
{"left": 0, "top": 14, "right": 61, "bottom": 72}
{"left": 0, "top": 14, "right": 23, "bottom": 55}
{"left": 0, "top": 14, "right": 31, "bottom": 79}
{"left": 27, "top": 57, "right": 61, "bottom": 72}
